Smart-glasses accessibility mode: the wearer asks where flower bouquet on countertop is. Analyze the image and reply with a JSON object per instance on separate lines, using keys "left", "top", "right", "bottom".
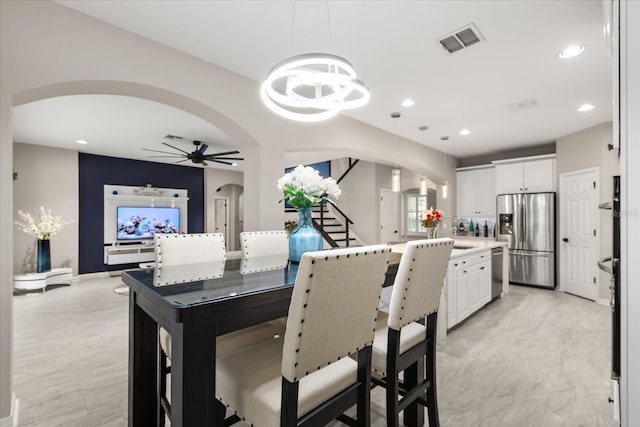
{"left": 420, "top": 207, "right": 443, "bottom": 229}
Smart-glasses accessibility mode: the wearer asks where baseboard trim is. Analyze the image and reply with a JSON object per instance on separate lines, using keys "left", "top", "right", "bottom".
{"left": 77, "top": 271, "right": 121, "bottom": 280}
{"left": 0, "top": 393, "right": 19, "bottom": 427}
{"left": 596, "top": 297, "right": 610, "bottom": 306}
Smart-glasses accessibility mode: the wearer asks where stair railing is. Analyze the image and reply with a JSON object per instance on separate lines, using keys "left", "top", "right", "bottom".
{"left": 313, "top": 199, "right": 355, "bottom": 247}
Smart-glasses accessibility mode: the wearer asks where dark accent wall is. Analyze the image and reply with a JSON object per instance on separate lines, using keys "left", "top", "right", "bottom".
{"left": 79, "top": 153, "right": 204, "bottom": 274}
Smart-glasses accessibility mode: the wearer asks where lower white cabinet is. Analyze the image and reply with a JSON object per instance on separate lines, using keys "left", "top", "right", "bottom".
{"left": 446, "top": 250, "right": 492, "bottom": 329}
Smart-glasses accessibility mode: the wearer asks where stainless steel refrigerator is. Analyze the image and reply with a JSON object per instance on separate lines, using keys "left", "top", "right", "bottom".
{"left": 496, "top": 192, "right": 555, "bottom": 288}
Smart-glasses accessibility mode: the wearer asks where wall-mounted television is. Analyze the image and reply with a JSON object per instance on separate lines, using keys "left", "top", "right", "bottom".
{"left": 116, "top": 206, "right": 180, "bottom": 240}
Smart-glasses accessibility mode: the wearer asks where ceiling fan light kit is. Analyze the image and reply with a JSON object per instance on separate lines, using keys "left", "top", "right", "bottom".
{"left": 260, "top": 53, "right": 370, "bottom": 122}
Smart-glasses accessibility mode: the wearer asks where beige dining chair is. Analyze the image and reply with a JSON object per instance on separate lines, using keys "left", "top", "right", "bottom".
{"left": 154, "top": 233, "right": 285, "bottom": 426}
{"left": 239, "top": 230, "right": 289, "bottom": 274}
{"left": 371, "top": 238, "right": 453, "bottom": 427}
{"left": 214, "top": 244, "right": 392, "bottom": 427}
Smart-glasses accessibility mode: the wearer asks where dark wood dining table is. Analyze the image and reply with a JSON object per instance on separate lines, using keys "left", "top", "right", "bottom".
{"left": 122, "top": 257, "right": 401, "bottom": 427}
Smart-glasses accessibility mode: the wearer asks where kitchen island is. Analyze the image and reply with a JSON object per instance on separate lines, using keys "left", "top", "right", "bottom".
{"left": 389, "top": 238, "right": 508, "bottom": 342}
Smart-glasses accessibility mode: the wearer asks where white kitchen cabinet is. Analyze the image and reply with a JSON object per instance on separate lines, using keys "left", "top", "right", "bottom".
{"left": 446, "top": 263, "right": 457, "bottom": 329}
{"left": 494, "top": 155, "right": 556, "bottom": 194}
{"left": 456, "top": 166, "right": 496, "bottom": 217}
{"left": 446, "top": 249, "right": 492, "bottom": 328}
{"left": 455, "top": 264, "right": 471, "bottom": 321}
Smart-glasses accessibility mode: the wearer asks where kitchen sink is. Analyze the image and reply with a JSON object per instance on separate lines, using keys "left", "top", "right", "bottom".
{"left": 453, "top": 245, "right": 475, "bottom": 249}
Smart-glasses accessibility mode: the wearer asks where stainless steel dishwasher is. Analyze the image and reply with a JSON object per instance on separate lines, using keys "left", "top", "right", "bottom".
{"left": 491, "top": 247, "right": 503, "bottom": 299}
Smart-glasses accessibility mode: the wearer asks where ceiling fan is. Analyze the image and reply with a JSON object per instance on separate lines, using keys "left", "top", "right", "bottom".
{"left": 142, "top": 138, "right": 243, "bottom": 167}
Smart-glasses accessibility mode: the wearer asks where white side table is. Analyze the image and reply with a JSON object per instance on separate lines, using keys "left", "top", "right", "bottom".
{"left": 14, "top": 268, "right": 73, "bottom": 292}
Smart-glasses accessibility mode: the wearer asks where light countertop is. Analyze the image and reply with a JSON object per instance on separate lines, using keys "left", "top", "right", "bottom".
{"left": 390, "top": 238, "right": 507, "bottom": 260}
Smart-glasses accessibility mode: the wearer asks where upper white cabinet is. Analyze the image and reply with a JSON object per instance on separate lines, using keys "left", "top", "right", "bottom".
{"left": 457, "top": 166, "right": 496, "bottom": 217}
{"left": 493, "top": 155, "right": 556, "bottom": 194}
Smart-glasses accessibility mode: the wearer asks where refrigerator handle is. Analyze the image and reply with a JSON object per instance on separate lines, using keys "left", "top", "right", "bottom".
{"left": 521, "top": 195, "right": 526, "bottom": 244}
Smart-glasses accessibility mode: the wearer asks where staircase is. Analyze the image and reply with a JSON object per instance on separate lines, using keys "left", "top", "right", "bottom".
{"left": 311, "top": 202, "right": 357, "bottom": 248}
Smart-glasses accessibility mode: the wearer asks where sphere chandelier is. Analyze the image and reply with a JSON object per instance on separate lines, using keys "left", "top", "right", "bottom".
{"left": 260, "top": 53, "right": 370, "bottom": 122}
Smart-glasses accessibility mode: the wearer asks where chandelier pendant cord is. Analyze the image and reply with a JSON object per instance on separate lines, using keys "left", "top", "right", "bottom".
{"left": 289, "top": 0, "right": 296, "bottom": 54}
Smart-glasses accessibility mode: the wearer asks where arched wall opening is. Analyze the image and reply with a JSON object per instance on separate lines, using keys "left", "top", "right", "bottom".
{"left": 11, "top": 80, "right": 256, "bottom": 274}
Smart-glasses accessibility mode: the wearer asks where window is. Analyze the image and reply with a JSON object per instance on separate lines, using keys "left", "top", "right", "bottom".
{"left": 404, "top": 189, "right": 437, "bottom": 233}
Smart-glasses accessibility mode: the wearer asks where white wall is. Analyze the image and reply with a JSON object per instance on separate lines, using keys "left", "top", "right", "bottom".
{"left": 13, "top": 143, "right": 79, "bottom": 275}
{"left": 556, "top": 122, "right": 619, "bottom": 300}
{"left": 330, "top": 160, "right": 378, "bottom": 244}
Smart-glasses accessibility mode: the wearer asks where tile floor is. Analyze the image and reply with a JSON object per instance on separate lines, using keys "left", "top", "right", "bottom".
{"left": 12, "top": 275, "right": 615, "bottom": 426}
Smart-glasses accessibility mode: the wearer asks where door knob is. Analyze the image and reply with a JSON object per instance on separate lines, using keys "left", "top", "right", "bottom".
{"left": 562, "top": 238, "right": 569, "bottom": 242}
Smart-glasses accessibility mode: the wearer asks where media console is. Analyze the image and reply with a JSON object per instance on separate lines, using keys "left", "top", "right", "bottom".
{"left": 104, "top": 242, "right": 156, "bottom": 265}
{"left": 103, "top": 184, "right": 189, "bottom": 265}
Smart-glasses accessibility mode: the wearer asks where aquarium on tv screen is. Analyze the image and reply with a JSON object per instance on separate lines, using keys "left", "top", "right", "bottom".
{"left": 116, "top": 206, "right": 180, "bottom": 240}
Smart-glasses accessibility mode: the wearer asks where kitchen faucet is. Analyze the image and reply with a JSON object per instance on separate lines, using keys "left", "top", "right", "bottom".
{"left": 439, "top": 216, "right": 458, "bottom": 237}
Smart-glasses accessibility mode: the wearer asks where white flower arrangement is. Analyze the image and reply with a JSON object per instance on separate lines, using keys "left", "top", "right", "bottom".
{"left": 277, "top": 165, "right": 341, "bottom": 208}
{"left": 15, "top": 206, "right": 72, "bottom": 240}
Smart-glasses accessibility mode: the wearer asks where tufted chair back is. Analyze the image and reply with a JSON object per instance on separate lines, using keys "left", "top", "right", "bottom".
{"left": 281, "top": 244, "right": 391, "bottom": 382}
{"left": 387, "top": 238, "right": 454, "bottom": 330}
{"left": 239, "top": 231, "right": 289, "bottom": 274}
{"left": 154, "top": 233, "right": 226, "bottom": 285}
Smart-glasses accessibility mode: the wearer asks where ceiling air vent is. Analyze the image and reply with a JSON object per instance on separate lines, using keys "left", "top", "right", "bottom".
{"left": 438, "top": 23, "right": 484, "bottom": 54}
{"left": 505, "top": 98, "right": 539, "bottom": 112}
{"left": 163, "top": 134, "right": 184, "bottom": 141}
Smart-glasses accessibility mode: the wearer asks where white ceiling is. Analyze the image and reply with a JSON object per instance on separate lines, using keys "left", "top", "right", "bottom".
{"left": 13, "top": 0, "right": 612, "bottom": 168}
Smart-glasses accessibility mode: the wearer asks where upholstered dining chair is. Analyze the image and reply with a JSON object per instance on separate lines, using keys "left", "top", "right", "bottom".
{"left": 214, "top": 244, "right": 392, "bottom": 427}
{"left": 154, "top": 233, "right": 284, "bottom": 426}
{"left": 239, "top": 230, "right": 289, "bottom": 274}
{"left": 371, "top": 238, "right": 453, "bottom": 427}
{"left": 154, "top": 233, "right": 226, "bottom": 263}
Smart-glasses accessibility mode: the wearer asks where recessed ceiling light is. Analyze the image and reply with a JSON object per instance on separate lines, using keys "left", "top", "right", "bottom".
{"left": 577, "top": 103, "right": 595, "bottom": 112}
{"left": 558, "top": 45, "right": 586, "bottom": 59}
{"left": 459, "top": 129, "right": 471, "bottom": 136}
{"left": 440, "top": 136, "right": 449, "bottom": 141}
{"left": 401, "top": 98, "right": 415, "bottom": 107}
{"left": 232, "top": 162, "right": 238, "bottom": 167}
{"left": 75, "top": 139, "right": 88, "bottom": 145}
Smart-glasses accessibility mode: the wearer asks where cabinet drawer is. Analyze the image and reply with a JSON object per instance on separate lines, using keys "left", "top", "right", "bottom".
{"left": 451, "top": 250, "right": 491, "bottom": 268}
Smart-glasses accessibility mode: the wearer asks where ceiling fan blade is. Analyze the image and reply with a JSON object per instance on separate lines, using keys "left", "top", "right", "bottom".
{"left": 146, "top": 155, "right": 186, "bottom": 158}
{"left": 212, "top": 159, "right": 234, "bottom": 165}
{"left": 196, "top": 143, "right": 209, "bottom": 155}
{"left": 162, "top": 142, "right": 190, "bottom": 154}
{"left": 208, "top": 150, "right": 240, "bottom": 157}
{"left": 141, "top": 148, "right": 184, "bottom": 155}
{"left": 175, "top": 158, "right": 190, "bottom": 164}
{"left": 201, "top": 160, "right": 209, "bottom": 166}
{"left": 206, "top": 156, "right": 244, "bottom": 161}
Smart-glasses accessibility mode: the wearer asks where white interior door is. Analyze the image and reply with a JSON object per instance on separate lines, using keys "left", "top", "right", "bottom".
{"left": 560, "top": 168, "right": 599, "bottom": 301}
{"left": 214, "top": 198, "right": 229, "bottom": 248}
{"left": 379, "top": 189, "right": 399, "bottom": 244}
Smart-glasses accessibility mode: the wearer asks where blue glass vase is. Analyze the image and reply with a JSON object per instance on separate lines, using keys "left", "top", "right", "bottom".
{"left": 37, "top": 239, "right": 51, "bottom": 273}
{"left": 289, "top": 207, "right": 323, "bottom": 263}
